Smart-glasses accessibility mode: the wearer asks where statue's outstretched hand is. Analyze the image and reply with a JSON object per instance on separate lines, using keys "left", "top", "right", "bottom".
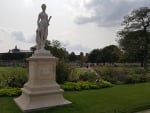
{"left": 49, "top": 16, "right": 52, "bottom": 19}
{"left": 49, "top": 16, "right": 52, "bottom": 22}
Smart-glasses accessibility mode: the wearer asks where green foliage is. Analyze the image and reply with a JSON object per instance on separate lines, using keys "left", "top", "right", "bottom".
{"left": 0, "top": 87, "right": 21, "bottom": 96}
{"left": 118, "top": 7, "right": 150, "bottom": 69}
{"left": 88, "top": 49, "right": 103, "bottom": 63}
{"left": 68, "top": 52, "right": 77, "bottom": 62}
{"left": 61, "top": 81, "right": 112, "bottom": 91}
{"left": 69, "top": 68, "right": 80, "bottom": 82}
{"left": 102, "top": 45, "right": 122, "bottom": 64}
{"left": 98, "top": 80, "right": 113, "bottom": 88}
{"left": 56, "top": 61, "right": 71, "bottom": 84}
{"left": 88, "top": 45, "right": 122, "bottom": 63}
{"left": 0, "top": 67, "right": 27, "bottom": 88}
{"left": 69, "top": 68, "right": 98, "bottom": 82}
{"left": 94, "top": 66, "right": 150, "bottom": 84}
{"left": 79, "top": 70, "right": 97, "bottom": 82}
{"left": 118, "top": 31, "right": 150, "bottom": 64}
{"left": 45, "top": 40, "right": 69, "bottom": 60}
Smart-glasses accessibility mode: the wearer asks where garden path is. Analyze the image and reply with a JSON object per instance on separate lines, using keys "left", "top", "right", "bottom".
{"left": 136, "top": 109, "right": 150, "bottom": 113}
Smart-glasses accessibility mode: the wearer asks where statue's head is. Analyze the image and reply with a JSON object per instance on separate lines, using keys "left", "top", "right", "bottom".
{"left": 41, "top": 4, "right": 46, "bottom": 11}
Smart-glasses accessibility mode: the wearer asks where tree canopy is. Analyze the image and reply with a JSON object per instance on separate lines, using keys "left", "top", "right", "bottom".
{"left": 88, "top": 45, "right": 122, "bottom": 64}
{"left": 45, "top": 40, "right": 69, "bottom": 61}
{"left": 118, "top": 7, "right": 150, "bottom": 68}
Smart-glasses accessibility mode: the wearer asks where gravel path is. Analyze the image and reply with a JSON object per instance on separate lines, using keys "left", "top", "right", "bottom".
{"left": 136, "top": 109, "right": 150, "bottom": 113}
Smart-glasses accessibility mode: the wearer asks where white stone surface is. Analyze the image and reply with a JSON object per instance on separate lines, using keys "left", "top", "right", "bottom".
{"left": 36, "top": 4, "right": 52, "bottom": 50}
{"left": 14, "top": 50, "right": 71, "bottom": 112}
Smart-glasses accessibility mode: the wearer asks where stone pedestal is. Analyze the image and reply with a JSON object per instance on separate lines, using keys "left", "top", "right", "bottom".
{"left": 14, "top": 49, "right": 71, "bottom": 112}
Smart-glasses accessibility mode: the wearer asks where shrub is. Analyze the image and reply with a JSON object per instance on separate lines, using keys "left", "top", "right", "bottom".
{"left": 79, "top": 70, "right": 98, "bottom": 82}
{"left": 61, "top": 82, "right": 76, "bottom": 91}
{"left": 94, "top": 66, "right": 149, "bottom": 84}
{"left": 61, "top": 81, "right": 112, "bottom": 91}
{"left": 69, "top": 68, "right": 80, "bottom": 82}
{"left": 69, "top": 68, "right": 98, "bottom": 82}
{"left": 98, "top": 80, "right": 113, "bottom": 88}
{"left": 0, "top": 67, "right": 27, "bottom": 88}
{"left": 0, "top": 87, "right": 21, "bottom": 96}
{"left": 125, "top": 74, "right": 149, "bottom": 84}
{"left": 56, "top": 61, "right": 71, "bottom": 84}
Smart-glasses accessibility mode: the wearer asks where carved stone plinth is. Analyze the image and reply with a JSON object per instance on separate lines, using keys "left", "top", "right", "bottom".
{"left": 14, "top": 49, "right": 71, "bottom": 112}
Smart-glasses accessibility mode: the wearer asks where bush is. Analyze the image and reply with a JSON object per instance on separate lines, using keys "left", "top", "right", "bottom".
{"left": 0, "top": 87, "right": 21, "bottom": 96}
{"left": 0, "top": 67, "right": 27, "bottom": 88}
{"left": 61, "top": 81, "right": 112, "bottom": 91}
{"left": 98, "top": 80, "right": 113, "bottom": 88}
{"left": 69, "top": 68, "right": 80, "bottom": 82}
{"left": 94, "top": 66, "right": 149, "bottom": 84}
{"left": 79, "top": 70, "right": 98, "bottom": 82}
{"left": 69, "top": 68, "right": 98, "bottom": 82}
{"left": 56, "top": 61, "right": 71, "bottom": 84}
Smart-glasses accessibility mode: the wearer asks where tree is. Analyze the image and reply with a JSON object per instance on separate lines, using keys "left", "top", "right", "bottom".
{"left": 119, "top": 31, "right": 150, "bottom": 64}
{"left": 51, "top": 40, "right": 61, "bottom": 48}
{"left": 102, "top": 45, "right": 122, "bottom": 64}
{"left": 30, "top": 40, "right": 68, "bottom": 60}
{"left": 45, "top": 40, "right": 69, "bottom": 60}
{"left": 68, "top": 52, "right": 77, "bottom": 62}
{"left": 118, "top": 7, "right": 150, "bottom": 69}
{"left": 30, "top": 46, "right": 36, "bottom": 52}
{"left": 78, "top": 52, "right": 87, "bottom": 65}
{"left": 88, "top": 49, "right": 103, "bottom": 63}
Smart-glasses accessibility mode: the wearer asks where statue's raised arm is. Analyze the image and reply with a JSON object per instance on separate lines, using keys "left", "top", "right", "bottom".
{"left": 36, "top": 4, "right": 52, "bottom": 50}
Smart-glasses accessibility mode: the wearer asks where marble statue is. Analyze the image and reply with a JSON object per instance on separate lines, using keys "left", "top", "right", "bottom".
{"left": 36, "top": 4, "right": 52, "bottom": 50}
{"left": 14, "top": 4, "right": 71, "bottom": 111}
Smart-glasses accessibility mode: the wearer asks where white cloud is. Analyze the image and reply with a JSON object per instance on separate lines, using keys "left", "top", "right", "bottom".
{"left": 0, "top": 27, "right": 35, "bottom": 44}
{"left": 11, "top": 31, "right": 26, "bottom": 42}
{"left": 61, "top": 40, "right": 91, "bottom": 54}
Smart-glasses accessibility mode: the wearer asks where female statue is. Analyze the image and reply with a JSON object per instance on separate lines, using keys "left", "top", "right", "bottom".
{"left": 36, "top": 4, "right": 52, "bottom": 50}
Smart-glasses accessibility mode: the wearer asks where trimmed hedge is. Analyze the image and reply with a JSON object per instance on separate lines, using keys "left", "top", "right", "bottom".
{"left": 61, "top": 81, "right": 113, "bottom": 91}
{"left": 0, "top": 87, "right": 21, "bottom": 96}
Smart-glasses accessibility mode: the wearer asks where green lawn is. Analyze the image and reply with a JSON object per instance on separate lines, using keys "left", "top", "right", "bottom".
{"left": 1, "top": 83, "right": 150, "bottom": 113}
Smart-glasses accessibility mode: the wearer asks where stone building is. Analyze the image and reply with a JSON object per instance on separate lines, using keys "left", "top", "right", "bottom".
{"left": 0, "top": 46, "right": 32, "bottom": 67}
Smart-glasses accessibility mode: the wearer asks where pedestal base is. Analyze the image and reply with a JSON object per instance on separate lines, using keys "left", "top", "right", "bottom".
{"left": 14, "top": 86, "right": 71, "bottom": 112}
{"left": 14, "top": 50, "right": 71, "bottom": 112}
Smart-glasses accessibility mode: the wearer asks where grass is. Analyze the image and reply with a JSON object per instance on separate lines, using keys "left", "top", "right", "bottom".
{"left": 0, "top": 83, "right": 150, "bottom": 113}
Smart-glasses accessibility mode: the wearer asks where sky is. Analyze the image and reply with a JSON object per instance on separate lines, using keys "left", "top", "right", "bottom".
{"left": 0, "top": 0, "right": 150, "bottom": 54}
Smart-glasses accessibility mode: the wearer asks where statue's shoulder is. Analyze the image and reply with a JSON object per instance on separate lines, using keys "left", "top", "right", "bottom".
{"left": 39, "top": 12, "right": 43, "bottom": 16}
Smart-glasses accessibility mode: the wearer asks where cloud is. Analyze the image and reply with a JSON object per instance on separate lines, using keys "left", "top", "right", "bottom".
{"left": 11, "top": 31, "right": 26, "bottom": 42}
{"left": 0, "top": 27, "right": 35, "bottom": 44}
{"left": 27, "top": 34, "right": 36, "bottom": 44}
{"left": 61, "top": 40, "right": 91, "bottom": 54}
{"left": 73, "top": 0, "right": 150, "bottom": 27}
{"left": 11, "top": 31, "right": 36, "bottom": 44}
{"left": 0, "top": 27, "right": 26, "bottom": 42}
